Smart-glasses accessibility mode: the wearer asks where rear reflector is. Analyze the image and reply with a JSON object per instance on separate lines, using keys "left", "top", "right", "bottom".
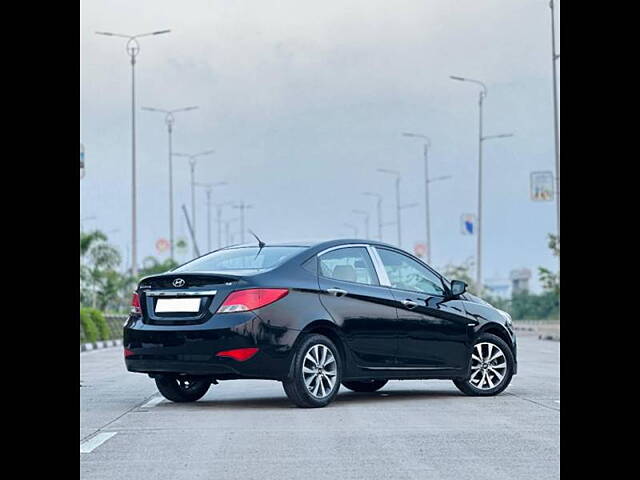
{"left": 131, "top": 292, "right": 141, "bottom": 314}
{"left": 216, "top": 347, "right": 259, "bottom": 361}
{"left": 124, "top": 348, "right": 134, "bottom": 358}
{"left": 217, "top": 288, "right": 288, "bottom": 314}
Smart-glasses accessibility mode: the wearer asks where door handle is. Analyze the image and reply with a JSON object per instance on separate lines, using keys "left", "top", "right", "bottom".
{"left": 327, "top": 288, "right": 348, "bottom": 297}
{"left": 401, "top": 299, "right": 418, "bottom": 309}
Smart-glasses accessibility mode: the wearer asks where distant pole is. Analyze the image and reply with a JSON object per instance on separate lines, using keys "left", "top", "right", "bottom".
{"left": 216, "top": 203, "right": 234, "bottom": 249}
{"left": 550, "top": 0, "right": 560, "bottom": 243}
{"left": 378, "top": 169, "right": 402, "bottom": 247}
{"left": 352, "top": 210, "right": 370, "bottom": 239}
{"left": 173, "top": 149, "right": 215, "bottom": 256}
{"left": 96, "top": 28, "right": 171, "bottom": 278}
{"left": 343, "top": 223, "right": 358, "bottom": 237}
{"left": 233, "top": 202, "right": 254, "bottom": 244}
{"left": 141, "top": 105, "right": 199, "bottom": 261}
{"left": 195, "top": 182, "right": 227, "bottom": 252}
{"left": 363, "top": 192, "right": 383, "bottom": 241}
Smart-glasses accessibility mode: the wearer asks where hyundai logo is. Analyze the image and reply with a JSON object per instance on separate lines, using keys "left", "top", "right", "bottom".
{"left": 172, "top": 278, "right": 186, "bottom": 288}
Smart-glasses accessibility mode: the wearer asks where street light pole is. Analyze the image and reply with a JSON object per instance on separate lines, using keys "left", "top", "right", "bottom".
{"left": 142, "top": 106, "right": 199, "bottom": 261}
{"left": 195, "top": 182, "right": 228, "bottom": 252}
{"left": 233, "top": 202, "right": 254, "bottom": 244}
{"left": 173, "top": 149, "right": 215, "bottom": 256}
{"left": 96, "top": 29, "right": 171, "bottom": 278}
{"left": 352, "top": 210, "right": 370, "bottom": 239}
{"left": 377, "top": 169, "right": 402, "bottom": 247}
{"left": 550, "top": 0, "right": 560, "bottom": 242}
{"left": 362, "top": 192, "right": 383, "bottom": 241}
{"left": 215, "top": 202, "right": 234, "bottom": 249}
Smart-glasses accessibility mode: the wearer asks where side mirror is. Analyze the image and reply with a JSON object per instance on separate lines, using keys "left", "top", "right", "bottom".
{"left": 450, "top": 280, "right": 467, "bottom": 297}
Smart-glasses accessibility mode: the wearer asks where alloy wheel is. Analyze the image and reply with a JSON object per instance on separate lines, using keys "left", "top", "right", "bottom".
{"left": 469, "top": 342, "right": 508, "bottom": 390}
{"left": 302, "top": 344, "right": 337, "bottom": 399}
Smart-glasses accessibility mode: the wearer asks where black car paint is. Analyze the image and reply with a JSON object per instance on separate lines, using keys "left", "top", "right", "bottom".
{"left": 124, "top": 239, "right": 517, "bottom": 382}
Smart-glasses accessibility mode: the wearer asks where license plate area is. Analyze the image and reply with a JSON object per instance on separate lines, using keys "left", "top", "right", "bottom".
{"left": 155, "top": 298, "right": 201, "bottom": 313}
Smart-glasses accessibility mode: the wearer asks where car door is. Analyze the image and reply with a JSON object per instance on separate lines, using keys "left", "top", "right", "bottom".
{"left": 374, "top": 247, "right": 471, "bottom": 370}
{"left": 316, "top": 245, "right": 399, "bottom": 369}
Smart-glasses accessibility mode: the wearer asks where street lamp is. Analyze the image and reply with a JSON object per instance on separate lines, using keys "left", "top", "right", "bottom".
{"left": 173, "top": 149, "right": 215, "bottom": 256}
{"left": 195, "top": 181, "right": 228, "bottom": 252}
{"left": 450, "top": 74, "right": 514, "bottom": 290}
{"left": 402, "top": 132, "right": 452, "bottom": 265}
{"left": 352, "top": 210, "right": 370, "bottom": 239}
{"left": 142, "top": 105, "right": 199, "bottom": 261}
{"left": 96, "top": 28, "right": 171, "bottom": 278}
{"left": 362, "top": 192, "right": 383, "bottom": 241}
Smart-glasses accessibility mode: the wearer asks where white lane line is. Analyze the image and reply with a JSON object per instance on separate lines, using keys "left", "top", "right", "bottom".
{"left": 139, "top": 395, "right": 164, "bottom": 409}
{"left": 80, "top": 432, "right": 117, "bottom": 453}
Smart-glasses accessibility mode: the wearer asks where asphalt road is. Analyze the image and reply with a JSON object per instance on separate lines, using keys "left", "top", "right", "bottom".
{"left": 80, "top": 333, "right": 559, "bottom": 480}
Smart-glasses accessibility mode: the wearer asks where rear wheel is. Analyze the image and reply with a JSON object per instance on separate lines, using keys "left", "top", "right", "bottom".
{"left": 155, "top": 375, "right": 211, "bottom": 403}
{"left": 342, "top": 379, "right": 388, "bottom": 392}
{"left": 453, "top": 333, "right": 514, "bottom": 396}
{"left": 282, "top": 334, "right": 342, "bottom": 408}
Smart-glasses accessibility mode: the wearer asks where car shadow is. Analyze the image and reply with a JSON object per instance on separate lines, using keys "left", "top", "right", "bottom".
{"left": 163, "top": 387, "right": 466, "bottom": 410}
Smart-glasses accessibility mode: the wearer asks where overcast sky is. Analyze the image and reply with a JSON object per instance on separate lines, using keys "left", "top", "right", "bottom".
{"left": 80, "top": 0, "right": 560, "bottom": 291}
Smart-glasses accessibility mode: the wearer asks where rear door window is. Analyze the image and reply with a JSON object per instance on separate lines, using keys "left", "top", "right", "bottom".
{"left": 318, "top": 247, "right": 379, "bottom": 286}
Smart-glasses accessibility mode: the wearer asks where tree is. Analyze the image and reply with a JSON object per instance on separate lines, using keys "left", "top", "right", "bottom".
{"left": 441, "top": 258, "right": 479, "bottom": 295}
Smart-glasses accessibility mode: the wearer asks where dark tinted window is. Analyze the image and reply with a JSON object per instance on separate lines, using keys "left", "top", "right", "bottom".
{"left": 173, "top": 246, "right": 306, "bottom": 272}
{"left": 318, "top": 247, "right": 378, "bottom": 286}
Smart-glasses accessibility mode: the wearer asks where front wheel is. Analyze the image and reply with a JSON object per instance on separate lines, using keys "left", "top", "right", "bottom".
{"left": 282, "top": 334, "right": 342, "bottom": 408}
{"left": 453, "top": 333, "right": 514, "bottom": 396}
{"left": 342, "top": 379, "right": 388, "bottom": 392}
{"left": 155, "top": 375, "right": 211, "bottom": 403}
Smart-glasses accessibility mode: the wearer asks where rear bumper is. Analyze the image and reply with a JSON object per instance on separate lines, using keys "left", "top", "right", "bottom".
{"left": 123, "top": 312, "right": 300, "bottom": 380}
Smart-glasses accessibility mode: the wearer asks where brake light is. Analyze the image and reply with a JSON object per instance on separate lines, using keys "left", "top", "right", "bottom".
{"left": 217, "top": 288, "right": 288, "bottom": 313}
{"left": 131, "top": 292, "right": 141, "bottom": 315}
{"left": 216, "top": 347, "right": 259, "bottom": 361}
{"left": 124, "top": 348, "right": 134, "bottom": 358}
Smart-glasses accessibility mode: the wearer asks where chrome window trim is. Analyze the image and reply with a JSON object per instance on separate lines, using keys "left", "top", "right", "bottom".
{"left": 367, "top": 245, "right": 391, "bottom": 287}
{"left": 144, "top": 290, "right": 218, "bottom": 297}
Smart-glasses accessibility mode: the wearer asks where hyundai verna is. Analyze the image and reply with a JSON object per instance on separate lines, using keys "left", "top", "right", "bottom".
{"left": 124, "top": 239, "right": 517, "bottom": 408}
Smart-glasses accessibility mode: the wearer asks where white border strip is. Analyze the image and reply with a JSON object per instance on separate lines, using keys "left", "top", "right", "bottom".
{"left": 80, "top": 432, "right": 117, "bottom": 453}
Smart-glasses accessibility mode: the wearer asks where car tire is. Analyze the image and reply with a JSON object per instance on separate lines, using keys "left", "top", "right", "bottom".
{"left": 342, "top": 379, "right": 388, "bottom": 392}
{"left": 155, "top": 375, "right": 211, "bottom": 403}
{"left": 453, "top": 333, "right": 514, "bottom": 396}
{"left": 282, "top": 334, "right": 342, "bottom": 408}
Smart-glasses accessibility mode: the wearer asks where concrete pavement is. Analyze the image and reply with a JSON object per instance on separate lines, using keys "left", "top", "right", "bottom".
{"left": 80, "top": 332, "right": 559, "bottom": 480}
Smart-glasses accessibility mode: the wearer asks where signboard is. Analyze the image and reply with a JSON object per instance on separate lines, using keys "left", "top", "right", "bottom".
{"left": 461, "top": 214, "right": 476, "bottom": 235}
{"left": 175, "top": 237, "right": 188, "bottom": 254}
{"left": 530, "top": 171, "right": 554, "bottom": 201}
{"left": 414, "top": 243, "right": 427, "bottom": 258}
{"left": 80, "top": 142, "right": 85, "bottom": 179}
{"left": 155, "top": 238, "right": 170, "bottom": 254}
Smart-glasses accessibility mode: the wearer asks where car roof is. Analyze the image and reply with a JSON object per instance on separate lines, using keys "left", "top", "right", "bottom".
{"left": 225, "top": 238, "right": 398, "bottom": 251}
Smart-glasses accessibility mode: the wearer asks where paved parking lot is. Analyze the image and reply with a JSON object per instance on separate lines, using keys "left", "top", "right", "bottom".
{"left": 80, "top": 332, "right": 559, "bottom": 480}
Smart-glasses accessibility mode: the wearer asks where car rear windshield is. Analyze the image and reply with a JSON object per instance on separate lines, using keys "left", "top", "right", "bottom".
{"left": 172, "top": 246, "right": 307, "bottom": 273}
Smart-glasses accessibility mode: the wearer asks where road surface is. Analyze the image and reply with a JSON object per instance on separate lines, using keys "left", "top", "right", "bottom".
{"left": 80, "top": 332, "right": 559, "bottom": 480}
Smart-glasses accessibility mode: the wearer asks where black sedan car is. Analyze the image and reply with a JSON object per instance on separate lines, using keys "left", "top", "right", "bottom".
{"left": 124, "top": 239, "right": 517, "bottom": 408}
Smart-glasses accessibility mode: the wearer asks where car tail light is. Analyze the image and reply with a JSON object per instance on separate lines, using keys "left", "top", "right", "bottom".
{"left": 217, "top": 288, "right": 289, "bottom": 313}
{"left": 124, "top": 348, "right": 134, "bottom": 358}
{"left": 131, "top": 292, "right": 141, "bottom": 315}
{"left": 216, "top": 347, "right": 259, "bottom": 361}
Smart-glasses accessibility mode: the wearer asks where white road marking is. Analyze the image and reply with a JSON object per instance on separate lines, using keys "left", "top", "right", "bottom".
{"left": 80, "top": 432, "right": 117, "bottom": 453}
{"left": 139, "top": 395, "right": 164, "bottom": 409}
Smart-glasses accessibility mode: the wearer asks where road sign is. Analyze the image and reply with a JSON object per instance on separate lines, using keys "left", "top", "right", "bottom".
{"left": 175, "top": 237, "right": 188, "bottom": 254}
{"left": 156, "top": 238, "right": 170, "bottom": 254}
{"left": 461, "top": 214, "right": 476, "bottom": 235}
{"left": 80, "top": 142, "right": 85, "bottom": 179}
{"left": 414, "top": 243, "right": 427, "bottom": 258}
{"left": 530, "top": 171, "right": 554, "bottom": 201}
